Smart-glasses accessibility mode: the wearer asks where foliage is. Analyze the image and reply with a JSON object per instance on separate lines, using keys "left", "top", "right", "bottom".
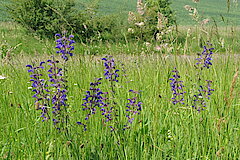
{"left": 82, "top": 14, "right": 125, "bottom": 43}
{"left": 127, "top": 0, "right": 175, "bottom": 41}
{"left": 6, "top": 0, "right": 123, "bottom": 42}
{"left": 146, "top": 0, "right": 175, "bottom": 26}
{"left": 0, "top": 40, "right": 21, "bottom": 60}
{"left": 0, "top": 51, "right": 239, "bottom": 159}
{"left": 7, "top": 0, "right": 77, "bottom": 38}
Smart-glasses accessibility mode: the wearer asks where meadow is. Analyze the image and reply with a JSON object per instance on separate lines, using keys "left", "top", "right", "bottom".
{"left": 0, "top": 0, "right": 240, "bottom": 159}
{"left": 0, "top": 48, "right": 239, "bottom": 159}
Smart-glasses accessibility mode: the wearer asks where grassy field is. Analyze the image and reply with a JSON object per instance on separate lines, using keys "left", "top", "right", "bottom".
{"left": 0, "top": 22, "right": 239, "bottom": 159}
{"left": 0, "top": 51, "right": 239, "bottom": 159}
{"left": 1, "top": 0, "right": 240, "bottom": 25}
{"left": 1, "top": 22, "right": 240, "bottom": 57}
{"left": 171, "top": 0, "right": 240, "bottom": 26}
{"left": 0, "top": 0, "right": 239, "bottom": 159}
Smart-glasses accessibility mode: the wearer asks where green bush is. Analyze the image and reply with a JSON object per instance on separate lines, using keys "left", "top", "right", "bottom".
{"left": 85, "top": 14, "right": 126, "bottom": 42}
{"left": 6, "top": 0, "right": 175, "bottom": 43}
{"left": 127, "top": 0, "right": 176, "bottom": 41}
{"left": 146, "top": 0, "right": 175, "bottom": 26}
{"left": 6, "top": 0, "right": 124, "bottom": 42}
{"left": 7, "top": 0, "right": 79, "bottom": 38}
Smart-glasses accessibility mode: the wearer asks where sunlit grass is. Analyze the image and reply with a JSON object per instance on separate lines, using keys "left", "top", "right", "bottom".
{"left": 0, "top": 52, "right": 239, "bottom": 159}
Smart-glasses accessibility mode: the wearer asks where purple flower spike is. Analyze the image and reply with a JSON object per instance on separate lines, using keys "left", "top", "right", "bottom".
{"left": 55, "top": 32, "right": 75, "bottom": 61}
{"left": 169, "top": 67, "right": 186, "bottom": 105}
{"left": 102, "top": 56, "right": 119, "bottom": 82}
{"left": 192, "top": 43, "right": 215, "bottom": 112}
{"left": 124, "top": 90, "right": 142, "bottom": 130}
{"left": 205, "top": 80, "right": 214, "bottom": 98}
{"left": 82, "top": 78, "right": 108, "bottom": 122}
{"left": 26, "top": 62, "right": 51, "bottom": 120}
{"left": 27, "top": 33, "right": 75, "bottom": 130}
{"left": 46, "top": 59, "right": 68, "bottom": 123}
{"left": 196, "top": 44, "right": 214, "bottom": 69}
{"left": 192, "top": 80, "right": 214, "bottom": 112}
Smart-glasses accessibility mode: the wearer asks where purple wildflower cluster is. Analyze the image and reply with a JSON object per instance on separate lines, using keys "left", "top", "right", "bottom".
{"left": 27, "top": 32, "right": 74, "bottom": 128}
{"left": 192, "top": 44, "right": 215, "bottom": 112}
{"left": 78, "top": 56, "right": 143, "bottom": 132}
{"left": 169, "top": 68, "right": 186, "bottom": 105}
{"left": 168, "top": 44, "right": 215, "bottom": 112}
{"left": 196, "top": 44, "right": 214, "bottom": 69}
{"left": 81, "top": 78, "right": 107, "bottom": 121}
{"left": 102, "top": 56, "right": 120, "bottom": 82}
{"left": 205, "top": 80, "right": 214, "bottom": 98}
{"left": 78, "top": 77, "right": 115, "bottom": 131}
{"left": 55, "top": 33, "right": 75, "bottom": 61}
{"left": 26, "top": 62, "right": 48, "bottom": 102}
{"left": 124, "top": 90, "right": 142, "bottom": 130}
{"left": 77, "top": 57, "right": 119, "bottom": 131}
{"left": 26, "top": 62, "right": 50, "bottom": 121}
{"left": 47, "top": 59, "right": 68, "bottom": 125}
{"left": 192, "top": 80, "right": 214, "bottom": 112}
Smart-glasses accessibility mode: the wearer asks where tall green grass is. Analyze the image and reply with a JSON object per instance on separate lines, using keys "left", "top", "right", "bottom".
{"left": 0, "top": 52, "right": 239, "bottom": 159}
{"left": 1, "top": 22, "right": 240, "bottom": 57}
{"left": 0, "top": 1, "right": 239, "bottom": 158}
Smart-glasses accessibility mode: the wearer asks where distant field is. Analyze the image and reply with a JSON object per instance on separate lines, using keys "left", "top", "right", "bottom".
{"left": 0, "top": 0, "right": 239, "bottom": 25}
{"left": 171, "top": 0, "right": 240, "bottom": 26}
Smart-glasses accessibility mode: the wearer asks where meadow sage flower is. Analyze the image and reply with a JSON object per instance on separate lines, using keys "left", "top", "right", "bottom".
{"left": 26, "top": 62, "right": 50, "bottom": 121}
{"left": 196, "top": 45, "right": 214, "bottom": 69}
{"left": 82, "top": 78, "right": 107, "bottom": 121}
{"left": 102, "top": 56, "right": 119, "bottom": 82}
{"left": 169, "top": 68, "right": 186, "bottom": 105}
{"left": 55, "top": 33, "right": 75, "bottom": 61}
{"left": 124, "top": 90, "right": 142, "bottom": 130}
{"left": 27, "top": 33, "right": 75, "bottom": 128}
{"left": 192, "top": 44, "right": 215, "bottom": 112}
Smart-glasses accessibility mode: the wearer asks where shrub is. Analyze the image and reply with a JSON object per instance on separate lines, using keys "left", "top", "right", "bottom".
{"left": 6, "top": 0, "right": 126, "bottom": 43}
{"left": 127, "top": 0, "right": 176, "bottom": 41}
{"left": 7, "top": 0, "right": 79, "bottom": 38}
{"left": 84, "top": 14, "right": 126, "bottom": 42}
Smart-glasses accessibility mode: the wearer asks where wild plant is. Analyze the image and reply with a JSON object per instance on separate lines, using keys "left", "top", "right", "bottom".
{"left": 78, "top": 55, "right": 142, "bottom": 132}
{"left": 127, "top": 0, "right": 175, "bottom": 43}
{"left": 169, "top": 67, "right": 186, "bottom": 105}
{"left": 169, "top": 44, "right": 214, "bottom": 111}
{"left": 123, "top": 90, "right": 142, "bottom": 130}
{"left": 192, "top": 44, "right": 215, "bottom": 111}
{"left": 78, "top": 78, "right": 107, "bottom": 131}
{"left": 0, "top": 40, "right": 21, "bottom": 60}
{"left": 26, "top": 32, "right": 75, "bottom": 131}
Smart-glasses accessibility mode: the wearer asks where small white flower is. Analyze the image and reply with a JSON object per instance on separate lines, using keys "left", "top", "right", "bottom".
{"left": 128, "top": 28, "right": 134, "bottom": 33}
{"left": 184, "top": 5, "right": 192, "bottom": 11}
{"left": 0, "top": 75, "right": 6, "bottom": 79}
{"left": 145, "top": 42, "right": 151, "bottom": 47}
{"left": 28, "top": 87, "right": 33, "bottom": 90}
{"left": 135, "top": 22, "right": 144, "bottom": 27}
{"left": 192, "top": 0, "right": 200, "bottom": 3}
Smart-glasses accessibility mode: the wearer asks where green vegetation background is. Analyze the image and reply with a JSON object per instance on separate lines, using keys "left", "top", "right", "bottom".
{"left": 0, "top": 0, "right": 239, "bottom": 25}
